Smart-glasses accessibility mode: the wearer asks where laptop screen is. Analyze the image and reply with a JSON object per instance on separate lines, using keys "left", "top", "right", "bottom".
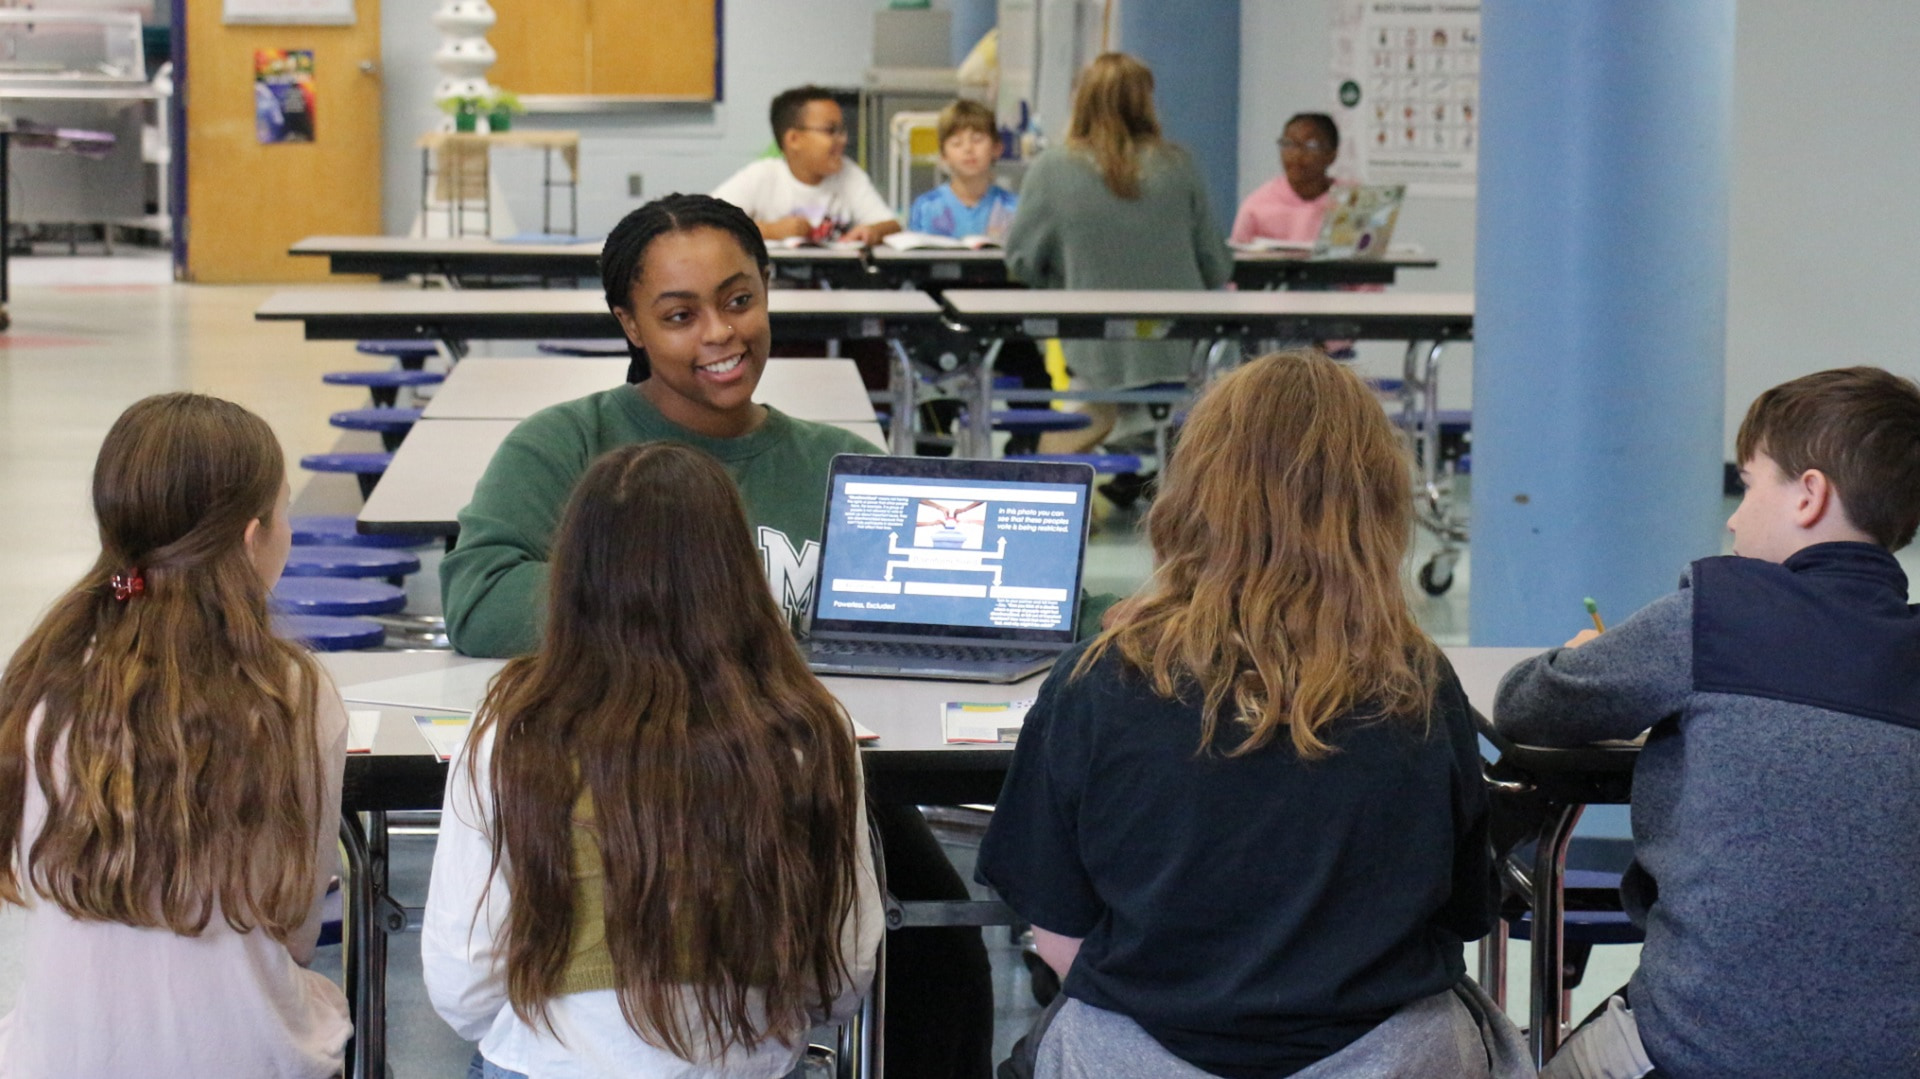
{"left": 809, "top": 455, "right": 1093, "bottom": 644}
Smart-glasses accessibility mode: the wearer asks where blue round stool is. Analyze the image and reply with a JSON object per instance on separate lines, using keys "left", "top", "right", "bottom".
{"left": 536, "top": 339, "right": 629, "bottom": 356}
{"left": 291, "top": 514, "right": 430, "bottom": 549}
{"left": 323, "top": 368, "right": 445, "bottom": 408}
{"left": 355, "top": 340, "right": 438, "bottom": 370}
{"left": 273, "top": 614, "right": 386, "bottom": 652}
{"left": 300, "top": 451, "right": 393, "bottom": 499}
{"left": 329, "top": 406, "right": 422, "bottom": 451}
{"left": 1504, "top": 869, "right": 1644, "bottom": 991}
{"left": 272, "top": 578, "right": 407, "bottom": 617}
{"left": 1008, "top": 452, "right": 1144, "bottom": 475}
{"left": 282, "top": 545, "right": 421, "bottom": 581}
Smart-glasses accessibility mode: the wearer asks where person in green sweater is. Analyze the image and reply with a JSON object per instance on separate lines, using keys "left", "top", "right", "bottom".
{"left": 440, "top": 193, "right": 998, "bottom": 1079}
{"left": 441, "top": 194, "right": 878, "bottom": 658}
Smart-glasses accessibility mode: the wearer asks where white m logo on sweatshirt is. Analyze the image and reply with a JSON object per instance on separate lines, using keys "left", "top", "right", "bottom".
{"left": 758, "top": 526, "right": 820, "bottom": 630}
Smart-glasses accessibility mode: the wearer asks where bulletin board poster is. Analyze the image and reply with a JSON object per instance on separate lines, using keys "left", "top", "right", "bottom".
{"left": 255, "top": 49, "right": 317, "bottom": 145}
{"left": 224, "top": 0, "right": 355, "bottom": 25}
{"left": 1331, "top": 1, "right": 1480, "bottom": 196}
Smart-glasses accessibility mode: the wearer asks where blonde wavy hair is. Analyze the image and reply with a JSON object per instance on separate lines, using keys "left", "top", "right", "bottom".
{"left": 1077, "top": 350, "right": 1439, "bottom": 757}
{"left": 1067, "top": 52, "right": 1163, "bottom": 199}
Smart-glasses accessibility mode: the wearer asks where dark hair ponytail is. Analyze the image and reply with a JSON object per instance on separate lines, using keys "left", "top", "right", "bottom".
{"left": 600, "top": 194, "right": 771, "bottom": 383}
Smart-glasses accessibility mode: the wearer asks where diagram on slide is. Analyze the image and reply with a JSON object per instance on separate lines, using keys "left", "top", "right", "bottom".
{"left": 822, "top": 480, "right": 1086, "bottom": 631}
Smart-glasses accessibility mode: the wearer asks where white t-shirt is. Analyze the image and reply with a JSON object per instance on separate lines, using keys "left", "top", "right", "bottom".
{"left": 422, "top": 723, "right": 882, "bottom": 1079}
{"left": 0, "top": 690, "right": 352, "bottom": 1079}
{"left": 711, "top": 158, "right": 896, "bottom": 241}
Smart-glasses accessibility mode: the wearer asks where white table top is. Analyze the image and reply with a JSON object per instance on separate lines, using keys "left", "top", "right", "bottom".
{"left": 941, "top": 289, "right": 1475, "bottom": 319}
{"left": 422, "top": 357, "right": 877, "bottom": 422}
{"left": 359, "top": 415, "right": 887, "bottom": 534}
{"left": 323, "top": 645, "right": 1542, "bottom": 760}
{"left": 258, "top": 287, "right": 945, "bottom": 321}
{"left": 292, "top": 235, "right": 867, "bottom": 262}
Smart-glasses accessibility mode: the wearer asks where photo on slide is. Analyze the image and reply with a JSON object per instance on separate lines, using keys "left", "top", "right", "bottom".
{"left": 915, "top": 499, "right": 987, "bottom": 550}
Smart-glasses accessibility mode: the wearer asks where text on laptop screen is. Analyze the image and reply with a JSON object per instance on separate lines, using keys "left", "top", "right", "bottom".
{"left": 817, "top": 474, "right": 1087, "bottom": 634}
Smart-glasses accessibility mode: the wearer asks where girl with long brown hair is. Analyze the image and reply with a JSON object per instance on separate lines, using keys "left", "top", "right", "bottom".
{"left": 423, "top": 442, "right": 879, "bottom": 1079}
{"left": 0, "top": 393, "right": 351, "bottom": 1078}
{"left": 979, "top": 351, "right": 1524, "bottom": 1077}
{"left": 1005, "top": 52, "right": 1232, "bottom": 455}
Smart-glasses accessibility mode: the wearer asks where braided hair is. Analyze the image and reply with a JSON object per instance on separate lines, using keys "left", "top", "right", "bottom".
{"left": 600, "top": 194, "right": 771, "bottom": 383}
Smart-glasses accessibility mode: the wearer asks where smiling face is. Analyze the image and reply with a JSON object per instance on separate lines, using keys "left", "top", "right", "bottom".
{"left": 782, "top": 99, "right": 847, "bottom": 184}
{"left": 612, "top": 227, "right": 772, "bottom": 438}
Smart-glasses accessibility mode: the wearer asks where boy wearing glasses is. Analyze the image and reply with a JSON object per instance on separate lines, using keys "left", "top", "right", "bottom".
{"left": 712, "top": 85, "right": 900, "bottom": 246}
{"left": 1230, "top": 112, "right": 1340, "bottom": 245}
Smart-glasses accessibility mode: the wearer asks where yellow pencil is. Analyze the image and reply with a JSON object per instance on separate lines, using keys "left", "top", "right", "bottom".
{"left": 1583, "top": 596, "right": 1606, "bottom": 634}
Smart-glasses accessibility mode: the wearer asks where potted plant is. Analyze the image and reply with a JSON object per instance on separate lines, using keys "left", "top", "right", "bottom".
{"left": 436, "top": 93, "right": 485, "bottom": 133}
{"left": 484, "top": 89, "right": 524, "bottom": 133}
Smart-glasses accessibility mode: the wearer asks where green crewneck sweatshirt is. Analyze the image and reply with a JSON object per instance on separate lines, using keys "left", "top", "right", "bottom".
{"left": 442, "top": 386, "right": 879, "bottom": 657}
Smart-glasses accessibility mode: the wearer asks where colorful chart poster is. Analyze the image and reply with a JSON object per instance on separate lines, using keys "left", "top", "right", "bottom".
{"left": 255, "top": 49, "right": 316, "bottom": 144}
{"left": 1332, "top": 1, "right": 1480, "bottom": 195}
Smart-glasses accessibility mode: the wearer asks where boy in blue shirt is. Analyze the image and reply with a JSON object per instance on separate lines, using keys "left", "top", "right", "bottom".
{"left": 1494, "top": 366, "right": 1920, "bottom": 1078}
{"left": 908, "top": 99, "right": 1017, "bottom": 241}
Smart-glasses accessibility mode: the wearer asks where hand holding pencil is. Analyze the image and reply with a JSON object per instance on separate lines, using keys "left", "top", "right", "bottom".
{"left": 1564, "top": 597, "right": 1605, "bottom": 649}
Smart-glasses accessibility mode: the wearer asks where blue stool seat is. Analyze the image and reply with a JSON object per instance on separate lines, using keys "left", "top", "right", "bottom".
{"left": 1456, "top": 453, "right": 1471, "bottom": 475}
{"left": 272, "top": 577, "right": 407, "bottom": 617}
{"left": 282, "top": 545, "right": 421, "bottom": 580}
{"left": 993, "top": 409, "right": 1094, "bottom": 433}
{"left": 317, "top": 880, "right": 342, "bottom": 949}
{"left": 1365, "top": 377, "right": 1406, "bottom": 395}
{"left": 355, "top": 340, "right": 438, "bottom": 369}
{"left": 273, "top": 614, "right": 386, "bottom": 652}
{"left": 1008, "top": 452, "right": 1144, "bottom": 475}
{"left": 330, "top": 407, "right": 422, "bottom": 451}
{"left": 536, "top": 339, "right": 629, "bottom": 356}
{"left": 1506, "top": 869, "right": 1642, "bottom": 946}
{"left": 300, "top": 451, "right": 393, "bottom": 499}
{"left": 324, "top": 368, "right": 445, "bottom": 408}
{"left": 291, "top": 514, "right": 431, "bottom": 549}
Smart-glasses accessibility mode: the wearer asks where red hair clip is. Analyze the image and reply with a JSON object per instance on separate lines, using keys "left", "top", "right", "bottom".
{"left": 110, "top": 568, "right": 146, "bottom": 602}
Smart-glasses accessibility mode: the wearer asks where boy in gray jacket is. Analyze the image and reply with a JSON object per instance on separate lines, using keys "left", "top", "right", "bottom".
{"left": 1495, "top": 367, "right": 1920, "bottom": 1079}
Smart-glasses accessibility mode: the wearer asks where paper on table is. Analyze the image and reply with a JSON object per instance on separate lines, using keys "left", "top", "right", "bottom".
{"left": 853, "top": 719, "right": 878, "bottom": 743}
{"left": 340, "top": 661, "right": 505, "bottom": 715}
{"left": 942, "top": 698, "right": 1035, "bottom": 744}
{"left": 347, "top": 710, "right": 380, "bottom": 754}
{"left": 413, "top": 714, "right": 473, "bottom": 762}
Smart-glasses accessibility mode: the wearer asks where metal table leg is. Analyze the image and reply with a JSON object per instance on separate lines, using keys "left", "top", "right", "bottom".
{"left": 887, "top": 340, "right": 917, "bottom": 456}
{"left": 1530, "top": 803, "right": 1585, "bottom": 1067}
{"left": 341, "top": 810, "right": 404, "bottom": 1079}
{"left": 967, "top": 340, "right": 1004, "bottom": 459}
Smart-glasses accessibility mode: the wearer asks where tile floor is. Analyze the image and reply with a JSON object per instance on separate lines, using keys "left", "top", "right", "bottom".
{"left": 15, "top": 250, "right": 1909, "bottom": 1074}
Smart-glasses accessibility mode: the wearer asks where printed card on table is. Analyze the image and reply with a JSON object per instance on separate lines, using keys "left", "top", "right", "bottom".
{"left": 346, "top": 710, "right": 381, "bottom": 754}
{"left": 942, "top": 698, "right": 1035, "bottom": 744}
{"left": 413, "top": 713, "right": 474, "bottom": 762}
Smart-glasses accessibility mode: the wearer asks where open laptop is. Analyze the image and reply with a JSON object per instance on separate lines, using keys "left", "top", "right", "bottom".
{"left": 1312, "top": 183, "right": 1406, "bottom": 260}
{"left": 803, "top": 454, "right": 1096, "bottom": 683}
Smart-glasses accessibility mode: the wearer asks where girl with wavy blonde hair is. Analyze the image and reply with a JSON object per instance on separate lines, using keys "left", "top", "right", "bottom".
{"left": 979, "top": 351, "right": 1521, "bottom": 1078}
{"left": 0, "top": 393, "right": 351, "bottom": 1078}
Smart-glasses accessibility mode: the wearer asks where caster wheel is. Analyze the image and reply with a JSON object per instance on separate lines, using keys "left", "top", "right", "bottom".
{"left": 1021, "top": 946, "right": 1061, "bottom": 1007}
{"left": 1419, "top": 559, "right": 1454, "bottom": 596}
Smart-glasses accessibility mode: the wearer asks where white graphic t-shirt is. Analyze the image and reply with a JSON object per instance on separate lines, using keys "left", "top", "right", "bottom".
{"left": 711, "top": 158, "right": 896, "bottom": 242}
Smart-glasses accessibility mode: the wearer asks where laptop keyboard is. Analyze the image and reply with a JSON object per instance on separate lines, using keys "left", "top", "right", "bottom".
{"left": 809, "top": 639, "right": 1056, "bottom": 666}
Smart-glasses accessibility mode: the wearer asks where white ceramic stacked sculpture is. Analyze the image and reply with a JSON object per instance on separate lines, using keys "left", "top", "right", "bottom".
{"left": 433, "top": 0, "right": 497, "bottom": 121}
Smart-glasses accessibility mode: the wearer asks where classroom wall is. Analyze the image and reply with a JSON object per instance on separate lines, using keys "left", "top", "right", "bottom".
{"left": 1725, "top": 2, "right": 1920, "bottom": 455}
{"left": 1240, "top": 0, "right": 1920, "bottom": 448}
{"left": 1237, "top": 0, "right": 1476, "bottom": 408}
{"left": 380, "top": 0, "right": 879, "bottom": 237}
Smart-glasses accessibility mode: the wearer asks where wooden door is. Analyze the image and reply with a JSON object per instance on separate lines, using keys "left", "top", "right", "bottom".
{"left": 184, "top": 2, "right": 383, "bottom": 282}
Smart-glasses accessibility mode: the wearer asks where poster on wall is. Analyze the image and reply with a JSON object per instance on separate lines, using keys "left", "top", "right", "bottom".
{"left": 1331, "top": 0, "right": 1479, "bottom": 196}
{"left": 255, "top": 49, "right": 317, "bottom": 144}
{"left": 224, "top": 0, "right": 355, "bottom": 26}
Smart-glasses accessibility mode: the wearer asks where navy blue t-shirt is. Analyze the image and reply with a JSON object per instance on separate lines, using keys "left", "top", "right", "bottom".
{"left": 976, "top": 642, "right": 1493, "bottom": 1078}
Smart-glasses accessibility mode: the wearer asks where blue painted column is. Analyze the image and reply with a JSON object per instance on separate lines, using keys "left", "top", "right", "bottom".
{"left": 948, "top": 0, "right": 997, "bottom": 68}
{"left": 1118, "top": 0, "right": 1240, "bottom": 235}
{"left": 1470, "top": 0, "right": 1734, "bottom": 645}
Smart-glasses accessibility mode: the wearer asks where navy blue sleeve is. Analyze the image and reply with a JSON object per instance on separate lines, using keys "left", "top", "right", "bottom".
{"left": 1435, "top": 660, "right": 1498, "bottom": 941}
{"left": 974, "top": 666, "right": 1103, "bottom": 937}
